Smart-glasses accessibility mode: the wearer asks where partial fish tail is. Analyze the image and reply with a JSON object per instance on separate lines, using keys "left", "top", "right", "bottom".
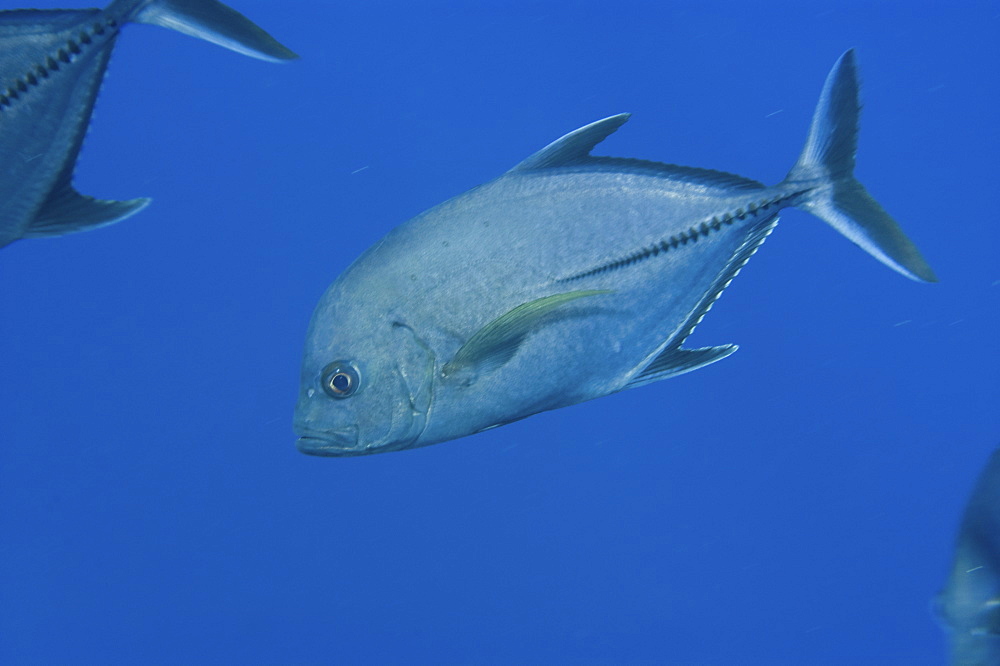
{"left": 781, "top": 49, "right": 936, "bottom": 282}
{"left": 129, "top": 0, "right": 298, "bottom": 62}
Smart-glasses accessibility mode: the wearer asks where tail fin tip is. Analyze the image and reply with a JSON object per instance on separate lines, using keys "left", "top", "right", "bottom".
{"left": 135, "top": 0, "right": 298, "bottom": 62}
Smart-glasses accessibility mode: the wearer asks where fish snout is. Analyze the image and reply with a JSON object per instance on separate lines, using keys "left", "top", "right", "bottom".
{"left": 295, "top": 426, "right": 361, "bottom": 457}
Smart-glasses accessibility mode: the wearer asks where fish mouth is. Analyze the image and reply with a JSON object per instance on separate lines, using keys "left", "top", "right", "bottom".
{"left": 295, "top": 427, "right": 361, "bottom": 457}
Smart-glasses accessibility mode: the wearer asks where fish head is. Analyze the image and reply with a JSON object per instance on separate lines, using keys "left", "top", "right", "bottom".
{"left": 294, "top": 286, "right": 436, "bottom": 457}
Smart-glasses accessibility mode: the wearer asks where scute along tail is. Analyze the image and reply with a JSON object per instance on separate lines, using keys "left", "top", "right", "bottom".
{"left": 782, "top": 49, "right": 937, "bottom": 282}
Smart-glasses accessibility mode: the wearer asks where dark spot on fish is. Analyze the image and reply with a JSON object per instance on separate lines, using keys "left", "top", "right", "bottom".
{"left": 46, "top": 56, "right": 60, "bottom": 71}
{"left": 16, "top": 80, "right": 27, "bottom": 93}
{"left": 67, "top": 39, "right": 81, "bottom": 55}
{"left": 58, "top": 48, "right": 71, "bottom": 64}
{"left": 93, "top": 22, "right": 105, "bottom": 35}
{"left": 79, "top": 31, "right": 92, "bottom": 45}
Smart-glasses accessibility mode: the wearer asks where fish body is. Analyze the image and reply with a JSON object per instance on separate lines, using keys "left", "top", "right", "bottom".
{"left": 294, "top": 51, "right": 935, "bottom": 456}
{"left": 0, "top": 0, "right": 296, "bottom": 248}
{"left": 937, "top": 448, "right": 1000, "bottom": 666}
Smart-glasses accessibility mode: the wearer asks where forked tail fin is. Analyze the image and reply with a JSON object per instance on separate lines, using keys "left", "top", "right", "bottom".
{"left": 782, "top": 50, "right": 937, "bottom": 282}
{"left": 133, "top": 0, "right": 298, "bottom": 62}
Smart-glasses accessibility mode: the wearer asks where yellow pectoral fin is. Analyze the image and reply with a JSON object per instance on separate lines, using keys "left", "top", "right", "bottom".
{"left": 443, "top": 289, "right": 612, "bottom": 381}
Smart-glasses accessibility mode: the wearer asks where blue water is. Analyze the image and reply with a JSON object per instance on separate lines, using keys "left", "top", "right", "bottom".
{"left": 1, "top": 1, "right": 998, "bottom": 663}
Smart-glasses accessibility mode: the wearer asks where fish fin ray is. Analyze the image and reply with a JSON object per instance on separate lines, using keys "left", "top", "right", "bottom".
{"left": 444, "top": 290, "right": 612, "bottom": 379}
{"left": 25, "top": 185, "right": 150, "bottom": 238}
{"left": 134, "top": 0, "right": 297, "bottom": 61}
{"left": 625, "top": 344, "right": 738, "bottom": 389}
{"left": 510, "top": 114, "right": 630, "bottom": 172}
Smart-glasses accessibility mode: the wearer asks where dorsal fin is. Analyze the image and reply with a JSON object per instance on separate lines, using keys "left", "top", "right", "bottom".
{"left": 509, "top": 114, "right": 631, "bottom": 172}
{"left": 586, "top": 157, "right": 767, "bottom": 191}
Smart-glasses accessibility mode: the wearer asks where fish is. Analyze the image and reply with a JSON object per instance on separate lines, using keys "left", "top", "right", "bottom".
{"left": 936, "top": 447, "right": 1000, "bottom": 665}
{"left": 293, "top": 50, "right": 936, "bottom": 457}
{"left": 0, "top": 0, "right": 297, "bottom": 249}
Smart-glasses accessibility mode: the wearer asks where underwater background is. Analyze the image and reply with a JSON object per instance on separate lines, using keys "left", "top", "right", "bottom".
{"left": 1, "top": 1, "right": 998, "bottom": 663}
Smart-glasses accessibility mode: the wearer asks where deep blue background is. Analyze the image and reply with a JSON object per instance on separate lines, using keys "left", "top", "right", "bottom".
{"left": 2, "top": 1, "right": 998, "bottom": 663}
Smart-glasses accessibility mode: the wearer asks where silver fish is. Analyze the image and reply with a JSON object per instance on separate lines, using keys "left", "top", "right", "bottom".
{"left": 294, "top": 50, "right": 936, "bottom": 457}
{"left": 937, "top": 448, "right": 1000, "bottom": 665}
{"left": 0, "top": 0, "right": 296, "bottom": 249}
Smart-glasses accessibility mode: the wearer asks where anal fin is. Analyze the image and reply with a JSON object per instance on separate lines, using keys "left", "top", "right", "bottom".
{"left": 625, "top": 344, "right": 737, "bottom": 389}
{"left": 25, "top": 184, "right": 150, "bottom": 239}
{"left": 624, "top": 213, "right": 780, "bottom": 391}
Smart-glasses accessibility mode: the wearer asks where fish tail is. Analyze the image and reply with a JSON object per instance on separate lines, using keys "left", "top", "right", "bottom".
{"left": 130, "top": 0, "right": 298, "bottom": 62}
{"left": 781, "top": 50, "right": 936, "bottom": 282}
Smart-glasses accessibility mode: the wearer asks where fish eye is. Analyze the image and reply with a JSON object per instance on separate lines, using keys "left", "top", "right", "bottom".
{"left": 320, "top": 361, "right": 361, "bottom": 399}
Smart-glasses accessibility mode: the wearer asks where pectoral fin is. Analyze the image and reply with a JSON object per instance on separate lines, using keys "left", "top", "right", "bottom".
{"left": 25, "top": 185, "right": 150, "bottom": 239}
{"left": 444, "top": 290, "right": 611, "bottom": 380}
